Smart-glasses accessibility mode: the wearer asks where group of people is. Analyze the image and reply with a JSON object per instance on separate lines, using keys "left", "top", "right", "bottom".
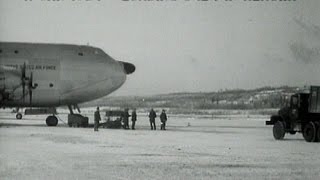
{"left": 148, "top": 108, "right": 167, "bottom": 130}
{"left": 122, "top": 108, "right": 137, "bottom": 130}
{"left": 93, "top": 107, "right": 168, "bottom": 131}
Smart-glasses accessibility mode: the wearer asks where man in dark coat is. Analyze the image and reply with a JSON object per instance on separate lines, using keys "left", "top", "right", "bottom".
{"left": 131, "top": 108, "right": 137, "bottom": 130}
{"left": 149, "top": 108, "right": 157, "bottom": 130}
{"left": 94, "top": 106, "right": 101, "bottom": 131}
{"left": 160, "top": 109, "right": 168, "bottom": 130}
{"left": 123, "top": 108, "right": 130, "bottom": 129}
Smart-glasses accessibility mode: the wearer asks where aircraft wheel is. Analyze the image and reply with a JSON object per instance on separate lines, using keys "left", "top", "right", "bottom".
{"left": 303, "top": 121, "right": 316, "bottom": 142}
{"left": 46, "top": 116, "right": 58, "bottom": 126}
{"left": 16, "top": 113, "right": 23, "bottom": 120}
{"left": 273, "top": 121, "right": 285, "bottom": 140}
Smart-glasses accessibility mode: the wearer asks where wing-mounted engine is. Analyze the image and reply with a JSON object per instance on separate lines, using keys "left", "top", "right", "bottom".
{"left": 0, "top": 63, "right": 36, "bottom": 104}
{"left": 0, "top": 69, "right": 21, "bottom": 102}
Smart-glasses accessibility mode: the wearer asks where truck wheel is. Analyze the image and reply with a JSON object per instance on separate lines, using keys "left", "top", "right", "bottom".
{"left": 273, "top": 121, "right": 285, "bottom": 140}
{"left": 303, "top": 121, "right": 316, "bottom": 142}
{"left": 289, "top": 131, "right": 296, "bottom": 135}
{"left": 316, "top": 124, "right": 320, "bottom": 142}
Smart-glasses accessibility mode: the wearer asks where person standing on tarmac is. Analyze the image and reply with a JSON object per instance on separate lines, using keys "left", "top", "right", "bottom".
{"left": 149, "top": 108, "right": 157, "bottom": 130}
{"left": 123, "top": 108, "right": 130, "bottom": 129}
{"left": 131, "top": 108, "right": 137, "bottom": 130}
{"left": 94, "top": 106, "right": 101, "bottom": 132}
{"left": 160, "top": 109, "right": 167, "bottom": 130}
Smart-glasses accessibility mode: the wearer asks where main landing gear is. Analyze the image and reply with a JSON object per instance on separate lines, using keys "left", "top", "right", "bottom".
{"left": 16, "top": 113, "right": 23, "bottom": 119}
{"left": 46, "top": 115, "right": 58, "bottom": 126}
{"left": 13, "top": 106, "right": 88, "bottom": 127}
{"left": 15, "top": 108, "right": 23, "bottom": 120}
{"left": 15, "top": 107, "right": 59, "bottom": 126}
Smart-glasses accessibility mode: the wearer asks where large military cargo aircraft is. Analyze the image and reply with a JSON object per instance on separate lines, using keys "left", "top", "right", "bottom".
{"left": 0, "top": 42, "right": 135, "bottom": 126}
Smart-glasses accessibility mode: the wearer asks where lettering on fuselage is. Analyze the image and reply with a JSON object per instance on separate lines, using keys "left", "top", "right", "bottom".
{"left": 3, "top": 64, "right": 56, "bottom": 71}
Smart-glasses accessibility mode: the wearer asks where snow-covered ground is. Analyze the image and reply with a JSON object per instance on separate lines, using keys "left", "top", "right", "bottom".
{"left": 0, "top": 111, "right": 319, "bottom": 180}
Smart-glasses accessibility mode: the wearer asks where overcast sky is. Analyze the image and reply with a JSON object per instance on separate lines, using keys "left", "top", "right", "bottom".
{"left": 1, "top": 0, "right": 319, "bottom": 96}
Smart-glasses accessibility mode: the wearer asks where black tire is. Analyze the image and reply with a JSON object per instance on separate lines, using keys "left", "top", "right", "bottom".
{"left": 273, "top": 121, "right": 285, "bottom": 140}
{"left": 289, "top": 131, "right": 296, "bottom": 135}
{"left": 46, "top": 116, "right": 58, "bottom": 126}
{"left": 316, "top": 123, "right": 320, "bottom": 142}
{"left": 303, "top": 121, "right": 316, "bottom": 142}
{"left": 16, "top": 113, "right": 23, "bottom": 120}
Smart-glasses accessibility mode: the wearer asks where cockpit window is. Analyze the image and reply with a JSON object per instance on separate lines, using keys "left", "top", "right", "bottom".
{"left": 94, "top": 48, "right": 106, "bottom": 55}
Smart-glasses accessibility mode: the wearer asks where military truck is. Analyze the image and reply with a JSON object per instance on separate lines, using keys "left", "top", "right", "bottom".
{"left": 266, "top": 86, "right": 320, "bottom": 142}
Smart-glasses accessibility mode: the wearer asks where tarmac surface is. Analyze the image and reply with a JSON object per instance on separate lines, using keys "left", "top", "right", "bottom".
{"left": 1, "top": 110, "right": 320, "bottom": 180}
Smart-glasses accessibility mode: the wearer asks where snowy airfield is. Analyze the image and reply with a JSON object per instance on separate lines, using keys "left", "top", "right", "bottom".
{"left": 1, "top": 109, "right": 320, "bottom": 180}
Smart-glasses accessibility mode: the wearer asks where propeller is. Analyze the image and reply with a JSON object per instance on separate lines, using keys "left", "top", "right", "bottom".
{"left": 28, "top": 72, "right": 33, "bottom": 105}
{"left": 20, "top": 63, "right": 36, "bottom": 105}
{"left": 21, "top": 63, "right": 26, "bottom": 103}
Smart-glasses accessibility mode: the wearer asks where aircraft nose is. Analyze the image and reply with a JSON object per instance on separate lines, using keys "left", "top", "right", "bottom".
{"left": 119, "top": 61, "right": 135, "bottom": 75}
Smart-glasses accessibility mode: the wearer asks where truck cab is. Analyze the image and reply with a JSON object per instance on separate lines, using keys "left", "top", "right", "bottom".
{"left": 284, "top": 93, "right": 309, "bottom": 121}
{"left": 266, "top": 86, "right": 320, "bottom": 142}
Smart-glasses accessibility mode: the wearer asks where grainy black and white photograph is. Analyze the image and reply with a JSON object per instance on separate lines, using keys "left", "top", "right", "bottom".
{"left": 0, "top": 0, "right": 320, "bottom": 179}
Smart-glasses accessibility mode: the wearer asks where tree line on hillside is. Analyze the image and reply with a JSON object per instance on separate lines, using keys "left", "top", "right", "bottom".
{"left": 84, "top": 86, "right": 300, "bottom": 110}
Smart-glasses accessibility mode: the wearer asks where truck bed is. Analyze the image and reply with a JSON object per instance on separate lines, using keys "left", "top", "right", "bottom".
{"left": 309, "top": 86, "right": 320, "bottom": 113}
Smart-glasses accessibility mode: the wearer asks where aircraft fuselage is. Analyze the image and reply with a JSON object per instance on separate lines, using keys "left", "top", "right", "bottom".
{"left": 0, "top": 42, "right": 133, "bottom": 107}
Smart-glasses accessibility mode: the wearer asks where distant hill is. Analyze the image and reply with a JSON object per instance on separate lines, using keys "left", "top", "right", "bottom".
{"left": 82, "top": 86, "right": 307, "bottom": 113}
